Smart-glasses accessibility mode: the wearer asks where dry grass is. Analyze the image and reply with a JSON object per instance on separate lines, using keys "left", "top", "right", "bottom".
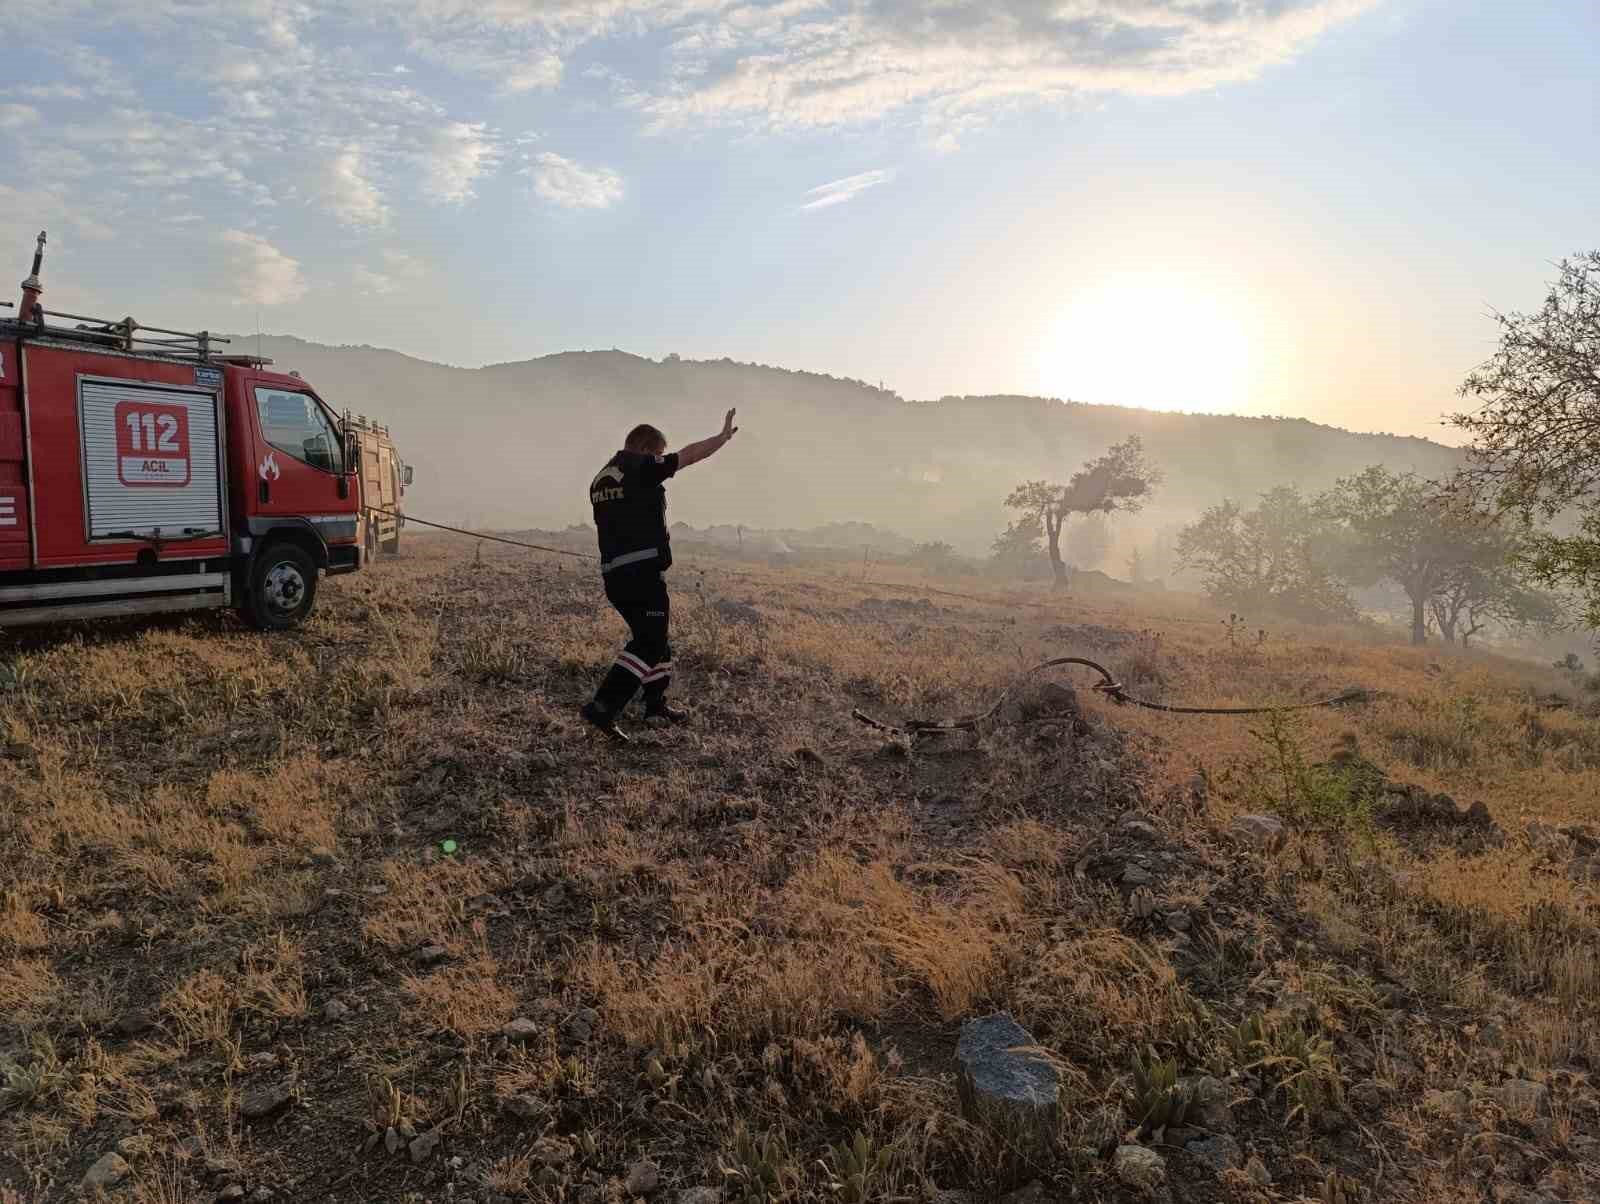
{"left": 2, "top": 534, "right": 1598, "bottom": 1201}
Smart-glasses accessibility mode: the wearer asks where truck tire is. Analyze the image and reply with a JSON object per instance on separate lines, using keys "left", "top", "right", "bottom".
{"left": 244, "top": 542, "right": 319, "bottom": 631}
{"left": 382, "top": 530, "right": 400, "bottom": 554}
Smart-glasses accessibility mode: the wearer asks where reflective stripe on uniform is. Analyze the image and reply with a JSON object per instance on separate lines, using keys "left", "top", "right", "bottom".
{"left": 616, "top": 652, "right": 650, "bottom": 679}
{"left": 600, "top": 547, "right": 660, "bottom": 573}
{"left": 641, "top": 661, "right": 672, "bottom": 684}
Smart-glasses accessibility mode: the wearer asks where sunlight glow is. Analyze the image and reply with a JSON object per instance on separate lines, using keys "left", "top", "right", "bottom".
{"left": 1037, "top": 274, "right": 1256, "bottom": 413}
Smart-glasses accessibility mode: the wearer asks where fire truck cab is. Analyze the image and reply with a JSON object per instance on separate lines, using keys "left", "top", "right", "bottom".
{"left": 0, "top": 232, "right": 364, "bottom": 630}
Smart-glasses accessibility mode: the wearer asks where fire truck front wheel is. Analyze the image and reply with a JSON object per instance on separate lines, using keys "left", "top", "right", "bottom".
{"left": 244, "top": 542, "right": 319, "bottom": 630}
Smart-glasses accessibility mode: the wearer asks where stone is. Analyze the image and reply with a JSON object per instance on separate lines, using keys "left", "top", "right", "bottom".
{"left": 1347, "top": 1080, "right": 1386, "bottom": 1111}
{"left": 322, "top": 999, "right": 350, "bottom": 1022}
{"left": 1121, "top": 864, "right": 1154, "bottom": 887}
{"left": 116, "top": 1011, "right": 156, "bottom": 1038}
{"left": 82, "top": 1153, "right": 131, "bottom": 1192}
{"left": 248, "top": 1190, "right": 272, "bottom": 1203}
{"left": 1466, "top": 800, "right": 1493, "bottom": 827}
{"left": 564, "top": 1007, "right": 600, "bottom": 1043}
{"left": 1424, "top": 1089, "right": 1471, "bottom": 1118}
{"left": 384, "top": 1127, "right": 402, "bottom": 1155}
{"left": 239, "top": 1081, "right": 294, "bottom": 1119}
{"left": 1179, "top": 1076, "right": 1232, "bottom": 1132}
{"left": 675, "top": 1191, "right": 721, "bottom": 1204}
{"left": 530, "top": 1136, "right": 575, "bottom": 1166}
{"left": 408, "top": 1128, "right": 442, "bottom": 1164}
{"left": 412, "top": 944, "right": 449, "bottom": 967}
{"left": 1186, "top": 1134, "right": 1242, "bottom": 1173}
{"left": 957, "top": 1014, "right": 1059, "bottom": 1111}
{"left": 1113, "top": 1145, "right": 1166, "bottom": 1192}
{"left": 177, "top": 1136, "right": 206, "bottom": 1159}
{"left": 216, "top": 1186, "right": 246, "bottom": 1202}
{"left": 1229, "top": 814, "right": 1287, "bottom": 852}
{"left": 626, "top": 1159, "right": 661, "bottom": 1196}
{"left": 1244, "top": 1155, "right": 1271, "bottom": 1186}
{"left": 502, "top": 1018, "right": 544, "bottom": 1042}
{"left": 529, "top": 750, "right": 560, "bottom": 772}
{"left": 503, "top": 1094, "right": 544, "bottom": 1120}
{"left": 1498, "top": 1079, "right": 1551, "bottom": 1117}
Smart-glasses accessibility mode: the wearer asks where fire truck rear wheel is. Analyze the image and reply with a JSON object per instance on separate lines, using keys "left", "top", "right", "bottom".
{"left": 245, "top": 543, "right": 319, "bottom": 631}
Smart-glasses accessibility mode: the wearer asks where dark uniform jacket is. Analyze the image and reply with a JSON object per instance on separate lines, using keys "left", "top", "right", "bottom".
{"left": 590, "top": 450, "right": 680, "bottom": 575}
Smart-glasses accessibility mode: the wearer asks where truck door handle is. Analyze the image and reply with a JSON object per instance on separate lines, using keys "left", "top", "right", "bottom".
{"left": 259, "top": 481, "right": 270, "bottom": 504}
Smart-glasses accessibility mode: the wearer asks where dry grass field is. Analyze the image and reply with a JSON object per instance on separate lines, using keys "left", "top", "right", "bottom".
{"left": 3, "top": 535, "right": 1599, "bottom": 1203}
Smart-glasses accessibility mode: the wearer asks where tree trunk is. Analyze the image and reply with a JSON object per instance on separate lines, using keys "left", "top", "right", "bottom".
{"left": 1046, "top": 510, "right": 1068, "bottom": 590}
{"left": 1410, "top": 592, "right": 1428, "bottom": 646}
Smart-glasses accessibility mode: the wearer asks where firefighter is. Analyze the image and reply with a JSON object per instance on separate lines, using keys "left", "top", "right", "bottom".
{"left": 581, "top": 410, "right": 739, "bottom": 741}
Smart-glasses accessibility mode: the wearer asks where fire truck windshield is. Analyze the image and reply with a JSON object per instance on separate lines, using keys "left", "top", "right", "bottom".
{"left": 255, "top": 387, "right": 344, "bottom": 474}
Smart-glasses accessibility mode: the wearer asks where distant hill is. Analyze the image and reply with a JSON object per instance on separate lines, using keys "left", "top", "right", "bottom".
{"left": 236, "top": 338, "right": 1465, "bottom": 554}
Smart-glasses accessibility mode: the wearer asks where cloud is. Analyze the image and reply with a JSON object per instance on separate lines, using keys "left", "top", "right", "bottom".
{"left": 321, "top": 149, "right": 389, "bottom": 228}
{"left": 0, "top": 104, "right": 40, "bottom": 130}
{"left": 418, "top": 121, "right": 500, "bottom": 204}
{"left": 219, "top": 230, "right": 306, "bottom": 306}
{"left": 527, "top": 153, "right": 623, "bottom": 210}
{"left": 800, "top": 168, "right": 892, "bottom": 211}
{"left": 353, "top": 248, "right": 425, "bottom": 296}
{"left": 636, "top": 0, "right": 1380, "bottom": 131}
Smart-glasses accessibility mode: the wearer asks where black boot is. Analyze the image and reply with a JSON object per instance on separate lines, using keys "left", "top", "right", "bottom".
{"left": 581, "top": 700, "right": 630, "bottom": 743}
{"left": 644, "top": 699, "right": 689, "bottom": 725}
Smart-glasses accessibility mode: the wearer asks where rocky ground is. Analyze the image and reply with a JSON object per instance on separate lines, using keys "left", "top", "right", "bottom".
{"left": 2, "top": 537, "right": 1599, "bottom": 1203}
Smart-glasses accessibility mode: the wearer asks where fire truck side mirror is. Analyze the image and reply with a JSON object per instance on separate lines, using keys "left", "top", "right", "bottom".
{"left": 403, "top": 465, "right": 414, "bottom": 487}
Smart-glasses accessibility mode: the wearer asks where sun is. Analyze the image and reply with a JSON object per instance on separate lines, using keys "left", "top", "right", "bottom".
{"left": 1037, "top": 274, "right": 1255, "bottom": 413}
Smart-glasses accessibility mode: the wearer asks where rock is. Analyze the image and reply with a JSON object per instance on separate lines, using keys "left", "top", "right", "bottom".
{"left": 626, "top": 1159, "right": 661, "bottom": 1196}
{"left": 675, "top": 1192, "right": 721, "bottom": 1204}
{"left": 1244, "top": 1155, "right": 1272, "bottom": 1186}
{"left": 564, "top": 1007, "right": 599, "bottom": 1043}
{"left": 530, "top": 1136, "right": 575, "bottom": 1166}
{"left": 412, "top": 944, "right": 449, "bottom": 967}
{"left": 177, "top": 1136, "right": 206, "bottom": 1158}
{"left": 529, "top": 750, "right": 560, "bottom": 772}
{"left": 1498, "top": 1079, "right": 1551, "bottom": 1117}
{"left": 1229, "top": 814, "right": 1287, "bottom": 852}
{"left": 384, "top": 1126, "right": 402, "bottom": 1155}
{"left": 1347, "top": 1079, "right": 1386, "bottom": 1111}
{"left": 956, "top": 1015, "right": 1060, "bottom": 1147}
{"left": 1121, "top": 863, "right": 1154, "bottom": 887}
{"left": 322, "top": 999, "right": 350, "bottom": 1022}
{"left": 1113, "top": 1145, "right": 1166, "bottom": 1192}
{"left": 1424, "top": 1089, "right": 1471, "bottom": 1118}
{"left": 82, "top": 1152, "right": 131, "bottom": 1192}
{"left": 408, "top": 1128, "right": 441, "bottom": 1164}
{"left": 502, "top": 1017, "right": 544, "bottom": 1042}
{"left": 1186, "top": 1134, "right": 1242, "bottom": 1173}
{"left": 204, "top": 1156, "right": 240, "bottom": 1177}
{"left": 1180, "top": 1076, "right": 1232, "bottom": 1132}
{"left": 216, "top": 1186, "right": 246, "bottom": 1202}
{"left": 239, "top": 1081, "right": 294, "bottom": 1119}
{"left": 503, "top": 1094, "right": 544, "bottom": 1120}
{"left": 248, "top": 1190, "right": 272, "bottom": 1203}
{"left": 1466, "top": 800, "right": 1493, "bottom": 827}
{"left": 116, "top": 1011, "right": 156, "bottom": 1038}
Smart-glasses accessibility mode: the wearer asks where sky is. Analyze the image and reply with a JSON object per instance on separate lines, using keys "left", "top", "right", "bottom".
{"left": 1, "top": 0, "right": 1594, "bottom": 443}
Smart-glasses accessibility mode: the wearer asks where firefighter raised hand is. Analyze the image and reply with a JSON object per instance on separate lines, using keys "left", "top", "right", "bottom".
{"left": 580, "top": 413, "right": 740, "bottom": 742}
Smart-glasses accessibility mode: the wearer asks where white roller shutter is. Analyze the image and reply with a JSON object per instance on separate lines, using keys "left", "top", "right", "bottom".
{"left": 79, "top": 379, "right": 224, "bottom": 539}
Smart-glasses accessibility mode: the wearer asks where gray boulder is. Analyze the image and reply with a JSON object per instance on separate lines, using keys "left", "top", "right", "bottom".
{"left": 956, "top": 1014, "right": 1059, "bottom": 1165}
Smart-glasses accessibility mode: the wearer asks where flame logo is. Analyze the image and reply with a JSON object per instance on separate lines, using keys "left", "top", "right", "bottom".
{"left": 259, "top": 452, "right": 281, "bottom": 482}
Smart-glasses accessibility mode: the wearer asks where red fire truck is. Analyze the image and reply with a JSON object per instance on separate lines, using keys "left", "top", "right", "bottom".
{"left": 0, "top": 232, "right": 363, "bottom": 630}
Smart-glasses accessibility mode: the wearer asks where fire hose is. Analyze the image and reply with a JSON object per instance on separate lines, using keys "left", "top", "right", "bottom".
{"left": 370, "top": 507, "right": 1376, "bottom": 734}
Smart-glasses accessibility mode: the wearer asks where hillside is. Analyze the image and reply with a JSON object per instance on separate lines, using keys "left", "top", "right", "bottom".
{"left": 3, "top": 540, "right": 1598, "bottom": 1202}
{"left": 237, "top": 339, "right": 1464, "bottom": 553}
